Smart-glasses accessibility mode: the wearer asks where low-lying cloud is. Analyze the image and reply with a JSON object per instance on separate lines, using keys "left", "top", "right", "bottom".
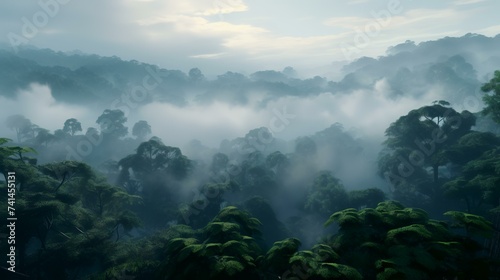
{"left": 0, "top": 78, "right": 456, "bottom": 151}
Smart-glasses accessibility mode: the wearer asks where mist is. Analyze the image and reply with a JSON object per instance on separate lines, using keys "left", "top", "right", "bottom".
{"left": 1, "top": 32, "right": 500, "bottom": 279}
{"left": 1, "top": 35, "right": 498, "bottom": 202}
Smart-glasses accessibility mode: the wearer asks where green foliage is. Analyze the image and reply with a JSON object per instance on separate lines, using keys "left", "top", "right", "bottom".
{"left": 96, "top": 109, "right": 128, "bottom": 138}
{"left": 157, "top": 207, "right": 262, "bottom": 280}
{"left": 444, "top": 211, "right": 494, "bottom": 238}
{"left": 324, "top": 208, "right": 361, "bottom": 228}
{"left": 323, "top": 201, "right": 494, "bottom": 279}
{"left": 119, "top": 138, "right": 192, "bottom": 180}
{"left": 305, "top": 171, "right": 349, "bottom": 216}
{"left": 1, "top": 74, "right": 498, "bottom": 279}
{"left": 212, "top": 206, "right": 262, "bottom": 237}
{"left": 312, "top": 244, "right": 340, "bottom": 262}
{"left": 444, "top": 147, "right": 500, "bottom": 213}
{"left": 280, "top": 246, "right": 361, "bottom": 280}
{"left": 0, "top": 149, "right": 143, "bottom": 278}
{"left": 262, "top": 238, "right": 302, "bottom": 277}
{"left": 39, "top": 160, "right": 93, "bottom": 192}
{"left": 348, "top": 188, "right": 386, "bottom": 209}
{"left": 63, "top": 118, "right": 82, "bottom": 136}
{"left": 379, "top": 103, "right": 476, "bottom": 207}
{"left": 118, "top": 139, "right": 193, "bottom": 228}
{"left": 386, "top": 224, "right": 432, "bottom": 245}
{"left": 481, "top": 70, "right": 500, "bottom": 123}
{"left": 0, "top": 138, "right": 37, "bottom": 173}
{"left": 316, "top": 263, "right": 363, "bottom": 280}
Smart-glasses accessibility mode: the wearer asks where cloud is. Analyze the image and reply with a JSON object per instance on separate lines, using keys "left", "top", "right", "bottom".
{"left": 347, "top": 0, "right": 370, "bottom": 4}
{"left": 324, "top": 17, "right": 374, "bottom": 29}
{"left": 189, "top": 52, "right": 226, "bottom": 59}
{"left": 453, "top": 0, "right": 487, "bottom": 5}
{"left": 134, "top": 101, "right": 270, "bottom": 147}
{"left": 195, "top": 0, "right": 248, "bottom": 16}
{"left": 323, "top": 8, "right": 471, "bottom": 61}
{"left": 474, "top": 25, "right": 500, "bottom": 36}
{"left": 0, "top": 84, "right": 91, "bottom": 136}
{"left": 125, "top": 76, "right": 448, "bottom": 151}
{"left": 259, "top": 79, "right": 446, "bottom": 142}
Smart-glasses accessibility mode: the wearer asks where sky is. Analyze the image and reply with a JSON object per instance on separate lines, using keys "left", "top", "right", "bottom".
{"left": 1, "top": 0, "right": 500, "bottom": 77}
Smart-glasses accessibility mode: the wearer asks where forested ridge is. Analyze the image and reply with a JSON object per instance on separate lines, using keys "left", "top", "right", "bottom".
{"left": 1, "top": 34, "right": 500, "bottom": 108}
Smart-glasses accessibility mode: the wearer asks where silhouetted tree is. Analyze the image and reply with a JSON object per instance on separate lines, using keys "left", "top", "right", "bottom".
{"left": 63, "top": 118, "right": 82, "bottom": 136}
{"left": 132, "top": 120, "right": 151, "bottom": 140}
{"left": 305, "top": 171, "right": 348, "bottom": 216}
{"left": 5, "top": 115, "right": 35, "bottom": 143}
{"left": 188, "top": 67, "right": 205, "bottom": 83}
{"left": 96, "top": 109, "right": 128, "bottom": 139}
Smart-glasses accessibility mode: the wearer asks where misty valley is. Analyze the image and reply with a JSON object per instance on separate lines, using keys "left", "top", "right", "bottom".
{"left": 1, "top": 34, "right": 500, "bottom": 279}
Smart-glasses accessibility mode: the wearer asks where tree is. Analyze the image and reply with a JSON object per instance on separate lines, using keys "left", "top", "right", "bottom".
{"left": 444, "top": 131, "right": 500, "bottom": 167}
{"left": 5, "top": 115, "right": 35, "bottom": 143}
{"left": 52, "top": 129, "right": 67, "bottom": 142}
{"left": 210, "top": 152, "right": 229, "bottom": 174}
{"left": 0, "top": 138, "right": 37, "bottom": 182}
{"left": 295, "top": 136, "right": 317, "bottom": 158}
{"left": 265, "top": 151, "right": 289, "bottom": 179}
{"left": 34, "top": 128, "right": 55, "bottom": 147}
{"left": 444, "top": 211, "right": 494, "bottom": 238}
{"left": 242, "top": 196, "right": 291, "bottom": 248}
{"left": 157, "top": 207, "right": 262, "bottom": 280}
{"left": 85, "top": 127, "right": 100, "bottom": 138}
{"left": 261, "top": 238, "right": 302, "bottom": 276}
{"left": 348, "top": 188, "right": 386, "bottom": 209}
{"left": 1, "top": 157, "right": 142, "bottom": 278}
{"left": 119, "top": 139, "right": 191, "bottom": 181}
{"left": 305, "top": 171, "right": 348, "bottom": 216}
{"left": 188, "top": 67, "right": 205, "bottom": 83}
{"left": 379, "top": 102, "right": 476, "bottom": 207}
{"left": 235, "top": 151, "right": 278, "bottom": 199}
{"left": 262, "top": 237, "right": 362, "bottom": 280}
{"left": 63, "top": 118, "right": 82, "bottom": 136}
{"left": 39, "top": 161, "right": 93, "bottom": 192}
{"left": 443, "top": 147, "right": 500, "bottom": 214}
{"left": 282, "top": 66, "right": 297, "bottom": 78}
{"left": 481, "top": 70, "right": 500, "bottom": 123}
{"left": 96, "top": 109, "right": 128, "bottom": 139}
{"left": 323, "top": 201, "right": 495, "bottom": 279}
{"left": 118, "top": 139, "right": 192, "bottom": 228}
{"left": 132, "top": 120, "right": 151, "bottom": 140}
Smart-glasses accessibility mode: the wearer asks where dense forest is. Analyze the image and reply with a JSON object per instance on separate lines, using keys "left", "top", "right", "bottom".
{"left": 1, "top": 36, "right": 500, "bottom": 279}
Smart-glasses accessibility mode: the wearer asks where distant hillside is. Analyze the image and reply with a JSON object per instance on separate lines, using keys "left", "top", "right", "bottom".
{"left": 0, "top": 33, "right": 499, "bottom": 108}
{"left": 337, "top": 33, "right": 500, "bottom": 104}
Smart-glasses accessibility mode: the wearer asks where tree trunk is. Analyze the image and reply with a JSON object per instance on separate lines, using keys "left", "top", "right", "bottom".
{"left": 433, "top": 164, "right": 439, "bottom": 183}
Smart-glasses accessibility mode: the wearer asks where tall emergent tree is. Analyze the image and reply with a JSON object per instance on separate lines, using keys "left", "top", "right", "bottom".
{"left": 379, "top": 101, "right": 476, "bottom": 206}
{"left": 96, "top": 109, "right": 128, "bottom": 139}
{"left": 63, "top": 118, "right": 83, "bottom": 136}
